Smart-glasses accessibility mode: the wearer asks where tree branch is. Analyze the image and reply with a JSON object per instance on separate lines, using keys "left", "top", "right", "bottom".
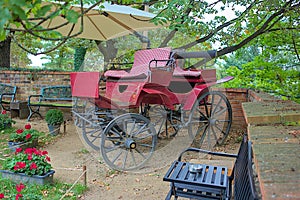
{"left": 217, "top": 1, "right": 297, "bottom": 57}
{"left": 178, "top": 0, "right": 258, "bottom": 50}
{"left": 158, "top": 0, "right": 195, "bottom": 47}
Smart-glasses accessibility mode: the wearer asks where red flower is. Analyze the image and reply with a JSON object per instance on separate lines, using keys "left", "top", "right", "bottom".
{"left": 34, "top": 150, "right": 42, "bottom": 156}
{"left": 46, "top": 156, "right": 51, "bottom": 162}
{"left": 30, "top": 162, "right": 37, "bottom": 170}
{"left": 14, "top": 162, "right": 26, "bottom": 170}
{"left": 0, "top": 193, "right": 4, "bottom": 199}
{"left": 42, "top": 150, "right": 48, "bottom": 155}
{"left": 1, "top": 110, "right": 6, "bottom": 114}
{"left": 16, "top": 183, "right": 25, "bottom": 193}
{"left": 24, "top": 148, "right": 35, "bottom": 155}
{"left": 27, "top": 154, "right": 32, "bottom": 160}
{"left": 16, "top": 129, "right": 24, "bottom": 134}
{"left": 16, "top": 193, "right": 23, "bottom": 200}
{"left": 25, "top": 134, "right": 32, "bottom": 140}
{"left": 15, "top": 148, "right": 22, "bottom": 154}
{"left": 24, "top": 124, "right": 31, "bottom": 130}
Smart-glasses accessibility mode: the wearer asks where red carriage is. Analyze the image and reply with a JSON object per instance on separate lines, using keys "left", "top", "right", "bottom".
{"left": 70, "top": 47, "right": 234, "bottom": 171}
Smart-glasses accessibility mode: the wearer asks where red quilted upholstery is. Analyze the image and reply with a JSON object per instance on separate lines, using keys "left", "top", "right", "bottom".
{"left": 104, "top": 47, "right": 172, "bottom": 78}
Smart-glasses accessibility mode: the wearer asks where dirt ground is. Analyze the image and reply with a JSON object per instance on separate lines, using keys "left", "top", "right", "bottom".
{"left": 14, "top": 117, "right": 241, "bottom": 200}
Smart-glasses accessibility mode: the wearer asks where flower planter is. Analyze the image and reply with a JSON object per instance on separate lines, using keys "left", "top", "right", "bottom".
{"left": 0, "top": 170, "right": 55, "bottom": 185}
{"left": 47, "top": 124, "right": 61, "bottom": 136}
{"left": 8, "top": 139, "right": 38, "bottom": 152}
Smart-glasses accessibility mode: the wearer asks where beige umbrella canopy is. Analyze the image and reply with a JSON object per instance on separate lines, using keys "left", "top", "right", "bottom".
{"left": 38, "top": 2, "right": 162, "bottom": 41}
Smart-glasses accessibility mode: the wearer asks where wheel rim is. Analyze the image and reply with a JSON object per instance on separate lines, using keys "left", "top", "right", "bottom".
{"left": 188, "top": 91, "right": 232, "bottom": 150}
{"left": 101, "top": 113, "right": 157, "bottom": 171}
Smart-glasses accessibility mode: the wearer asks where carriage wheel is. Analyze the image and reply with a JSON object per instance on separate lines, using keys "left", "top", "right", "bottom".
{"left": 188, "top": 91, "right": 232, "bottom": 150}
{"left": 101, "top": 113, "right": 157, "bottom": 171}
{"left": 142, "top": 105, "right": 180, "bottom": 138}
{"left": 81, "top": 107, "right": 116, "bottom": 151}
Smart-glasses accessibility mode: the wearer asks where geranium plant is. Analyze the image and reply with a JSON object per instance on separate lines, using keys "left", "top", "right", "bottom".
{"left": 0, "top": 110, "right": 15, "bottom": 130}
{"left": 3, "top": 147, "right": 52, "bottom": 176}
{"left": 0, "top": 182, "right": 25, "bottom": 200}
{"left": 9, "top": 124, "right": 41, "bottom": 143}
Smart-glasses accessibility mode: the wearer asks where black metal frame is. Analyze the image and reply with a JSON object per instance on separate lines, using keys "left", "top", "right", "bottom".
{"left": 27, "top": 85, "right": 73, "bottom": 121}
{"left": 0, "top": 83, "right": 17, "bottom": 111}
{"left": 163, "top": 135, "right": 259, "bottom": 200}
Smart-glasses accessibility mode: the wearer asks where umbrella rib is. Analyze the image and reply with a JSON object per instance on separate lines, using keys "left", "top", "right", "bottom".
{"left": 86, "top": 15, "right": 107, "bottom": 40}
{"left": 103, "top": 11, "right": 134, "bottom": 33}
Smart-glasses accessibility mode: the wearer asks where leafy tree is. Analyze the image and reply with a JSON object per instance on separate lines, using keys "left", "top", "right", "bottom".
{"left": 0, "top": 0, "right": 299, "bottom": 102}
{"left": 1, "top": 0, "right": 299, "bottom": 67}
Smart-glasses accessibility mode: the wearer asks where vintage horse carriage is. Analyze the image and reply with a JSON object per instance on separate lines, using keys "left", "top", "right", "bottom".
{"left": 70, "top": 47, "right": 234, "bottom": 171}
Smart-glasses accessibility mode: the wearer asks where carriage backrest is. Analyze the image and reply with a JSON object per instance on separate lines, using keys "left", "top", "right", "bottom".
{"left": 130, "top": 47, "right": 172, "bottom": 74}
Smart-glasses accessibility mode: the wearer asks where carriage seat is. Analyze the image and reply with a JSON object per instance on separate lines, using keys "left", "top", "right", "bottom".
{"left": 104, "top": 47, "right": 173, "bottom": 80}
{"left": 173, "top": 67, "right": 202, "bottom": 77}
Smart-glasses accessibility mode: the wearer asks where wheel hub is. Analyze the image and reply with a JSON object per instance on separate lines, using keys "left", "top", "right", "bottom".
{"left": 209, "top": 118, "right": 218, "bottom": 126}
{"left": 125, "top": 139, "right": 136, "bottom": 149}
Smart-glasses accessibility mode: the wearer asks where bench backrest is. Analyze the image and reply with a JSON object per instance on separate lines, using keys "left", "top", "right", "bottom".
{"left": 41, "top": 85, "right": 72, "bottom": 101}
{"left": 0, "top": 83, "right": 17, "bottom": 101}
{"left": 234, "top": 138, "right": 258, "bottom": 200}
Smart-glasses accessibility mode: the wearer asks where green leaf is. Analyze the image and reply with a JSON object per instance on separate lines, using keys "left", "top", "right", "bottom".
{"left": 12, "top": 5, "right": 27, "bottom": 20}
{"left": 65, "top": 10, "right": 79, "bottom": 23}
{"left": 36, "top": 5, "right": 52, "bottom": 17}
{"left": 0, "top": 30, "right": 6, "bottom": 41}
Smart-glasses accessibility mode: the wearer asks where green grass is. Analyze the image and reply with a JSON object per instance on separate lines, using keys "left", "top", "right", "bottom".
{"left": 0, "top": 127, "right": 87, "bottom": 199}
{"left": 0, "top": 177, "right": 87, "bottom": 199}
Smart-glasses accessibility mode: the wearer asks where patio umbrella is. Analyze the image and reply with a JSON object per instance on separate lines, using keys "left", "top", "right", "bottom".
{"left": 39, "top": 2, "right": 162, "bottom": 41}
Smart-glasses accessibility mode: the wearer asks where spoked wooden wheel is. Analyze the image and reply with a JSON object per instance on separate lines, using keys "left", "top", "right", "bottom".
{"left": 80, "top": 106, "right": 115, "bottom": 151}
{"left": 188, "top": 91, "right": 232, "bottom": 150}
{"left": 101, "top": 113, "right": 157, "bottom": 171}
{"left": 142, "top": 105, "right": 180, "bottom": 138}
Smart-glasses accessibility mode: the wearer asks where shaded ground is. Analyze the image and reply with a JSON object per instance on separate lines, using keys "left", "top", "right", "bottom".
{"left": 14, "top": 118, "right": 242, "bottom": 200}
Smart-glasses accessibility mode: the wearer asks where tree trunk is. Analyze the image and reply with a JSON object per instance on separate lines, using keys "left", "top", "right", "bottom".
{"left": 96, "top": 40, "right": 118, "bottom": 71}
{"left": 0, "top": 37, "right": 11, "bottom": 68}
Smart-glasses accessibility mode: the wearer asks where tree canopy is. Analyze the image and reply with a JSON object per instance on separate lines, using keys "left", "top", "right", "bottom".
{"left": 0, "top": 0, "right": 299, "bottom": 101}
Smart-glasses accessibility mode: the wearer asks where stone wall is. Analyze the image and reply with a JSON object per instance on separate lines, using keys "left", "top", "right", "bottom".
{"left": 1, "top": 70, "right": 250, "bottom": 129}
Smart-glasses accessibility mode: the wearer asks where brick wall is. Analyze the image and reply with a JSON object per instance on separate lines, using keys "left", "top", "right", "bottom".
{"left": 213, "top": 88, "right": 249, "bottom": 130}
{"left": 0, "top": 70, "right": 71, "bottom": 101}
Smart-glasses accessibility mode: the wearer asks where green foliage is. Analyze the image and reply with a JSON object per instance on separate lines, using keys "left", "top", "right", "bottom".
{"left": 74, "top": 47, "right": 87, "bottom": 71}
{"left": 0, "top": 111, "right": 15, "bottom": 130}
{"left": 0, "top": 178, "right": 87, "bottom": 200}
{"left": 45, "top": 109, "right": 64, "bottom": 126}
{"left": 9, "top": 127, "right": 41, "bottom": 143}
{"left": 3, "top": 147, "right": 52, "bottom": 176}
{"left": 222, "top": 56, "right": 300, "bottom": 103}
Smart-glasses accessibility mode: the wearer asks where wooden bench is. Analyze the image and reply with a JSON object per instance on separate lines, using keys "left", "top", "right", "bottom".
{"left": 163, "top": 135, "right": 258, "bottom": 200}
{"left": 27, "top": 85, "right": 73, "bottom": 121}
{"left": 0, "top": 83, "right": 17, "bottom": 111}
